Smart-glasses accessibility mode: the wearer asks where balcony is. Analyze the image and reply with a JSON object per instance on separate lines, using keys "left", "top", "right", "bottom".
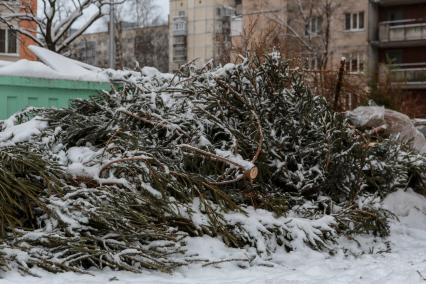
{"left": 173, "top": 55, "right": 187, "bottom": 64}
{"left": 172, "top": 45, "right": 187, "bottom": 64}
{"left": 377, "top": 0, "right": 426, "bottom": 6}
{"left": 172, "top": 16, "right": 187, "bottom": 36}
{"left": 379, "top": 20, "right": 426, "bottom": 46}
{"left": 389, "top": 63, "right": 426, "bottom": 89}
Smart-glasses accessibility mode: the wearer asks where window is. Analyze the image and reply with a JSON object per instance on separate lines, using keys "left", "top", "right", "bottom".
{"left": 0, "top": 28, "right": 17, "bottom": 54}
{"left": 304, "top": 53, "right": 322, "bottom": 71}
{"left": 304, "top": 55, "right": 320, "bottom": 70}
{"left": 173, "top": 36, "right": 186, "bottom": 45}
{"left": 173, "top": 49, "right": 186, "bottom": 57}
{"left": 0, "top": 30, "right": 5, "bottom": 53}
{"left": 178, "top": 11, "right": 185, "bottom": 17}
{"left": 359, "top": 12, "right": 365, "bottom": 29}
{"left": 344, "top": 12, "right": 365, "bottom": 31}
{"left": 343, "top": 53, "right": 365, "bottom": 73}
{"left": 173, "top": 21, "right": 186, "bottom": 32}
{"left": 305, "top": 16, "right": 322, "bottom": 36}
{"left": 8, "top": 30, "right": 17, "bottom": 53}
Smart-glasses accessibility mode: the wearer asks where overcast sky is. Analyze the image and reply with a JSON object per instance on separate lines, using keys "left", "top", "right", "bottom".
{"left": 157, "top": 0, "right": 170, "bottom": 18}
{"left": 40, "top": 0, "right": 171, "bottom": 33}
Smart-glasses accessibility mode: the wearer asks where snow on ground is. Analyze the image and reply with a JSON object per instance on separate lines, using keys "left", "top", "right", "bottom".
{"left": 2, "top": 189, "right": 426, "bottom": 284}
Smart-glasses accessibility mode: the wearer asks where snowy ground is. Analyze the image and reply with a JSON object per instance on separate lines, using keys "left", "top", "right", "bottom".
{"left": 2, "top": 189, "right": 426, "bottom": 284}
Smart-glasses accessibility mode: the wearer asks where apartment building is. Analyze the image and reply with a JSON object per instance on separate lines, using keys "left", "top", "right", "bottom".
{"left": 169, "top": 0, "right": 242, "bottom": 71}
{"left": 0, "top": 0, "right": 38, "bottom": 61}
{"left": 70, "top": 24, "right": 169, "bottom": 72}
{"left": 372, "top": 0, "right": 426, "bottom": 117}
{"left": 235, "top": 1, "right": 372, "bottom": 73}
{"left": 172, "top": 0, "right": 425, "bottom": 117}
{"left": 169, "top": 0, "right": 371, "bottom": 72}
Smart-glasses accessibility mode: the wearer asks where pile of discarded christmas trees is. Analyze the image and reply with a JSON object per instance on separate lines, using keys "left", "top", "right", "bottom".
{"left": 0, "top": 53, "right": 425, "bottom": 275}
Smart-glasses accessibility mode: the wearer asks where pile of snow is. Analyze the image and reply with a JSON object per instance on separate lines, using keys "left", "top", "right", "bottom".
{"left": 0, "top": 60, "right": 65, "bottom": 80}
{"left": 0, "top": 116, "right": 48, "bottom": 147}
{"left": 0, "top": 46, "right": 108, "bottom": 82}
{"left": 0, "top": 60, "right": 13, "bottom": 67}
{"left": 2, "top": 189, "right": 426, "bottom": 283}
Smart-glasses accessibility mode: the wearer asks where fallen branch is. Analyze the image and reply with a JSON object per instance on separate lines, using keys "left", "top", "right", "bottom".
{"left": 118, "top": 109, "right": 187, "bottom": 136}
{"left": 178, "top": 144, "right": 258, "bottom": 181}
{"left": 99, "top": 156, "right": 163, "bottom": 177}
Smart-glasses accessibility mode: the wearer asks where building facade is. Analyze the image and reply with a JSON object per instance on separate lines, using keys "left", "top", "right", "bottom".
{"left": 372, "top": 0, "right": 426, "bottom": 117}
{"left": 170, "top": 0, "right": 426, "bottom": 117}
{"left": 233, "top": 0, "right": 286, "bottom": 58}
{"left": 169, "top": 0, "right": 242, "bottom": 71}
{"left": 70, "top": 24, "right": 169, "bottom": 72}
{"left": 0, "top": 0, "right": 38, "bottom": 62}
{"left": 168, "top": 0, "right": 372, "bottom": 72}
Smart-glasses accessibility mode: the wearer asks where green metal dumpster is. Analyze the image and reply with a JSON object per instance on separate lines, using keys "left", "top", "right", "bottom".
{"left": 0, "top": 76, "right": 111, "bottom": 119}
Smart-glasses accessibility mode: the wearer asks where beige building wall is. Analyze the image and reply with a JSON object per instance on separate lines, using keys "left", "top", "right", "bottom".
{"left": 233, "top": 0, "right": 373, "bottom": 75}
{"left": 70, "top": 25, "right": 169, "bottom": 71}
{"left": 172, "top": 0, "right": 375, "bottom": 75}
{"left": 169, "top": 0, "right": 237, "bottom": 71}
{"left": 327, "top": 0, "right": 370, "bottom": 71}
{"left": 283, "top": 0, "right": 372, "bottom": 75}
{"left": 237, "top": 0, "right": 287, "bottom": 56}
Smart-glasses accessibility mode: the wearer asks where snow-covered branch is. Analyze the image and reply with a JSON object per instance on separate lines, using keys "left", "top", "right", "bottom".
{"left": 0, "top": 0, "right": 120, "bottom": 53}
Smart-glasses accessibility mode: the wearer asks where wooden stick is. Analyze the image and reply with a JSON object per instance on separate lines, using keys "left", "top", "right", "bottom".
{"left": 245, "top": 166, "right": 259, "bottom": 180}
{"left": 333, "top": 57, "right": 346, "bottom": 110}
{"left": 250, "top": 110, "right": 264, "bottom": 164}
{"left": 178, "top": 144, "right": 246, "bottom": 170}
{"left": 178, "top": 144, "right": 259, "bottom": 182}
{"left": 118, "top": 109, "right": 158, "bottom": 126}
{"left": 100, "top": 127, "right": 121, "bottom": 161}
{"left": 208, "top": 166, "right": 258, "bottom": 185}
{"left": 118, "top": 109, "right": 187, "bottom": 136}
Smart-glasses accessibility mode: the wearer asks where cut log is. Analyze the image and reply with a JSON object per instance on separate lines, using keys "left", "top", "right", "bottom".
{"left": 244, "top": 166, "right": 258, "bottom": 180}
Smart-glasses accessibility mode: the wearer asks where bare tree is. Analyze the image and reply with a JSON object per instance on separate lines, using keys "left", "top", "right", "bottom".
{"left": 134, "top": 26, "right": 169, "bottom": 72}
{"left": 273, "top": 0, "right": 340, "bottom": 70}
{"left": 232, "top": 14, "right": 286, "bottom": 61}
{"left": 231, "top": 0, "right": 287, "bottom": 62}
{"left": 230, "top": 0, "right": 340, "bottom": 69}
{"left": 129, "top": 0, "right": 162, "bottom": 27}
{"left": 104, "top": 0, "right": 163, "bottom": 69}
{"left": 0, "top": 0, "right": 119, "bottom": 54}
{"left": 109, "top": 0, "right": 162, "bottom": 27}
